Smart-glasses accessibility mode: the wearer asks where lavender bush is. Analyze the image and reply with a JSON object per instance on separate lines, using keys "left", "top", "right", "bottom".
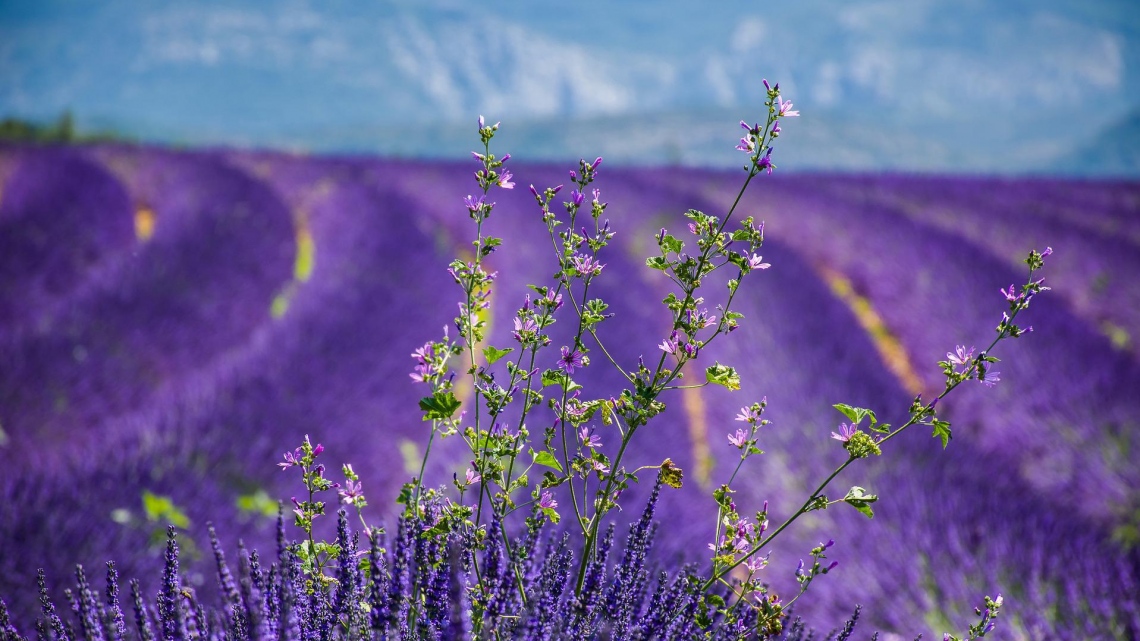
{"left": 1, "top": 84, "right": 1135, "bottom": 639}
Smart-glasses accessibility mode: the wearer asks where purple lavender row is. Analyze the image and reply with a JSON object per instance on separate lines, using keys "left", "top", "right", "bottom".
{"left": 799, "top": 173, "right": 1140, "bottom": 356}
{"left": 659, "top": 168, "right": 1140, "bottom": 527}
{"left": 0, "top": 147, "right": 295, "bottom": 469}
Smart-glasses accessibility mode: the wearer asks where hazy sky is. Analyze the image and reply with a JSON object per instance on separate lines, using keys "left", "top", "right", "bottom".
{"left": 2, "top": 1, "right": 1137, "bottom": 173}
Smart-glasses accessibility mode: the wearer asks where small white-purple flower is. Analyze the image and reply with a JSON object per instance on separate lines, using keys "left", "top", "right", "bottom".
{"left": 579, "top": 426, "right": 602, "bottom": 449}
{"left": 728, "top": 429, "right": 748, "bottom": 449}
{"left": 831, "top": 423, "right": 857, "bottom": 442}
{"left": 538, "top": 491, "right": 558, "bottom": 509}
{"left": 736, "top": 406, "right": 761, "bottom": 424}
{"left": 776, "top": 96, "right": 799, "bottom": 117}
{"left": 338, "top": 479, "right": 364, "bottom": 504}
{"left": 747, "top": 254, "right": 770, "bottom": 270}
{"left": 947, "top": 345, "right": 974, "bottom": 368}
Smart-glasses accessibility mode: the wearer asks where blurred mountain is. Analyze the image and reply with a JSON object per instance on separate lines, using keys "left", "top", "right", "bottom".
{"left": 1, "top": 0, "right": 1138, "bottom": 174}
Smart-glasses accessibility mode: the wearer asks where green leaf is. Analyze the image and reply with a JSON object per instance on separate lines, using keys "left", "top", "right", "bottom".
{"left": 660, "top": 234, "right": 684, "bottom": 254}
{"left": 530, "top": 448, "right": 564, "bottom": 473}
{"left": 540, "top": 369, "right": 582, "bottom": 392}
{"left": 705, "top": 363, "right": 741, "bottom": 391}
{"left": 833, "top": 403, "right": 860, "bottom": 422}
{"left": 645, "top": 256, "right": 670, "bottom": 271}
{"left": 482, "top": 345, "right": 514, "bottom": 364}
{"left": 833, "top": 403, "right": 877, "bottom": 426}
{"left": 931, "top": 419, "right": 952, "bottom": 449}
{"left": 844, "top": 486, "right": 878, "bottom": 519}
{"left": 419, "top": 391, "right": 462, "bottom": 420}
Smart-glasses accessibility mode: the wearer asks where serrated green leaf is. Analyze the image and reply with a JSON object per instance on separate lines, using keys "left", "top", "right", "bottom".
{"left": 661, "top": 234, "right": 684, "bottom": 254}
{"left": 482, "top": 345, "right": 514, "bottom": 364}
{"left": 931, "top": 419, "right": 952, "bottom": 449}
{"left": 646, "top": 256, "right": 670, "bottom": 271}
{"left": 843, "top": 486, "right": 878, "bottom": 518}
{"left": 705, "top": 363, "right": 741, "bottom": 391}
{"left": 833, "top": 403, "right": 860, "bottom": 422}
{"left": 419, "top": 391, "right": 462, "bottom": 420}
{"left": 530, "top": 448, "right": 564, "bottom": 473}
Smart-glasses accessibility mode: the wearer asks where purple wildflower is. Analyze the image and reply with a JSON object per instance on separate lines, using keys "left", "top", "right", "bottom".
{"left": 1000, "top": 284, "right": 1020, "bottom": 302}
{"left": 736, "top": 136, "right": 756, "bottom": 154}
{"left": 831, "top": 423, "right": 857, "bottom": 442}
{"left": 736, "top": 406, "right": 761, "bottom": 423}
{"left": 727, "top": 429, "right": 748, "bottom": 449}
{"left": 557, "top": 346, "right": 584, "bottom": 374}
{"left": 512, "top": 316, "right": 538, "bottom": 342}
{"left": 947, "top": 345, "right": 974, "bottom": 368}
{"left": 579, "top": 426, "right": 602, "bottom": 449}
{"left": 571, "top": 254, "right": 604, "bottom": 276}
{"left": 538, "top": 492, "right": 558, "bottom": 510}
{"left": 756, "top": 148, "right": 774, "bottom": 174}
{"left": 980, "top": 370, "right": 1001, "bottom": 388}
{"left": 658, "top": 336, "right": 679, "bottom": 355}
{"left": 339, "top": 479, "right": 364, "bottom": 504}
{"left": 278, "top": 448, "right": 303, "bottom": 470}
{"left": 776, "top": 96, "right": 799, "bottom": 117}
{"left": 463, "top": 194, "right": 485, "bottom": 214}
{"left": 747, "top": 254, "right": 771, "bottom": 270}
{"left": 497, "top": 169, "right": 514, "bottom": 189}
{"left": 464, "top": 469, "right": 481, "bottom": 485}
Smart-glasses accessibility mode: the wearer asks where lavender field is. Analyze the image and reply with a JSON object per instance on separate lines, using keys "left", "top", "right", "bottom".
{"left": 1, "top": 143, "right": 1138, "bottom": 639}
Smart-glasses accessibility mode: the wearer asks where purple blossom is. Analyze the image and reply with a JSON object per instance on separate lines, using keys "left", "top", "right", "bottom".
{"left": 736, "top": 136, "right": 756, "bottom": 154}
{"left": 512, "top": 315, "right": 538, "bottom": 342}
{"left": 658, "top": 335, "right": 679, "bottom": 355}
{"left": 776, "top": 96, "right": 799, "bottom": 117}
{"left": 338, "top": 479, "right": 364, "bottom": 504}
{"left": 571, "top": 253, "right": 604, "bottom": 276}
{"left": 727, "top": 429, "right": 748, "bottom": 449}
{"left": 463, "top": 194, "right": 485, "bottom": 213}
{"left": 579, "top": 426, "right": 602, "bottom": 449}
{"left": 464, "top": 468, "right": 481, "bottom": 485}
{"left": 557, "top": 346, "right": 584, "bottom": 374}
{"left": 980, "top": 370, "right": 1001, "bottom": 388}
{"left": 497, "top": 169, "right": 515, "bottom": 189}
{"left": 278, "top": 448, "right": 303, "bottom": 470}
{"left": 736, "top": 406, "right": 761, "bottom": 423}
{"left": 570, "top": 189, "right": 585, "bottom": 207}
{"left": 756, "top": 148, "right": 774, "bottom": 174}
{"left": 831, "top": 423, "right": 857, "bottom": 442}
{"left": 747, "top": 254, "right": 771, "bottom": 270}
{"left": 538, "top": 492, "right": 558, "bottom": 509}
{"left": 947, "top": 345, "right": 974, "bottom": 368}
{"left": 1000, "top": 284, "right": 1020, "bottom": 302}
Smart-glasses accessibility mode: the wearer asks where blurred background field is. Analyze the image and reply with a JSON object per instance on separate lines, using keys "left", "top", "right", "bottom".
{"left": 2, "top": 2, "right": 1139, "bottom": 638}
